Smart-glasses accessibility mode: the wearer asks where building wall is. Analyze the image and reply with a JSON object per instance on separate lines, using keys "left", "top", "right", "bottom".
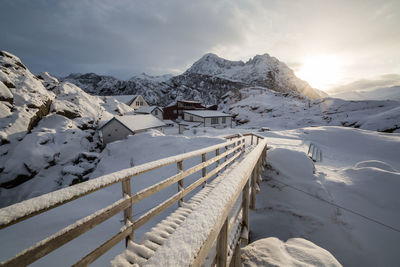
{"left": 129, "top": 95, "right": 149, "bottom": 110}
{"left": 204, "top": 116, "right": 232, "bottom": 127}
{"left": 151, "top": 108, "right": 163, "bottom": 120}
{"left": 183, "top": 113, "right": 232, "bottom": 128}
{"left": 183, "top": 112, "right": 204, "bottom": 123}
{"left": 101, "top": 119, "right": 133, "bottom": 144}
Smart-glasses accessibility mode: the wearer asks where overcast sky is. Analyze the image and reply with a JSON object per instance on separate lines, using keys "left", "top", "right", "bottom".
{"left": 1, "top": 0, "right": 399, "bottom": 90}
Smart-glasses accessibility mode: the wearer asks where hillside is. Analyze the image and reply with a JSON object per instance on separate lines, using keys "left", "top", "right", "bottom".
{"left": 220, "top": 87, "right": 400, "bottom": 133}
{"left": 0, "top": 51, "right": 134, "bottom": 207}
{"left": 61, "top": 53, "right": 326, "bottom": 105}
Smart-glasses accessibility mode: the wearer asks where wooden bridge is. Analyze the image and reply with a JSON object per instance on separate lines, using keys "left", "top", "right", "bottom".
{"left": 0, "top": 133, "right": 267, "bottom": 266}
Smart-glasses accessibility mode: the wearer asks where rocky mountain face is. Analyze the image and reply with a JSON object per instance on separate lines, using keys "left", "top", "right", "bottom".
{"left": 61, "top": 53, "right": 326, "bottom": 106}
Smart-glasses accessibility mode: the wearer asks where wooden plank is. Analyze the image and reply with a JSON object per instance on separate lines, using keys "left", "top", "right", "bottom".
{"left": 0, "top": 139, "right": 241, "bottom": 229}
{"left": 216, "top": 148, "right": 220, "bottom": 167}
{"left": 242, "top": 178, "right": 250, "bottom": 241}
{"left": 202, "top": 153, "right": 207, "bottom": 187}
{"left": 177, "top": 161, "right": 184, "bottom": 206}
{"left": 122, "top": 179, "right": 133, "bottom": 245}
{"left": 1, "top": 197, "right": 131, "bottom": 267}
{"left": 72, "top": 226, "right": 132, "bottom": 267}
{"left": 216, "top": 218, "right": 228, "bottom": 267}
{"left": 250, "top": 169, "right": 256, "bottom": 210}
{"left": 230, "top": 241, "right": 241, "bottom": 267}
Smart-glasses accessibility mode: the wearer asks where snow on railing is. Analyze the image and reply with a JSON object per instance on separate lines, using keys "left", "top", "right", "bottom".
{"left": 0, "top": 135, "right": 252, "bottom": 266}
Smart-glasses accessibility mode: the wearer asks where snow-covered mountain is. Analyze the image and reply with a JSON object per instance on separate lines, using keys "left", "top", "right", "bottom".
{"left": 61, "top": 53, "right": 327, "bottom": 105}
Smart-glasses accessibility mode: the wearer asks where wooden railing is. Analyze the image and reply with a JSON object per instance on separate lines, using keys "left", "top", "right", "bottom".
{"left": 193, "top": 135, "right": 267, "bottom": 266}
{"left": 0, "top": 136, "right": 247, "bottom": 266}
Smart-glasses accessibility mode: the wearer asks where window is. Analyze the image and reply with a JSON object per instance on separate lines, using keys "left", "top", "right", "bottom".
{"left": 154, "top": 109, "right": 158, "bottom": 115}
{"left": 136, "top": 101, "right": 139, "bottom": 105}
{"left": 222, "top": 117, "right": 226, "bottom": 123}
{"left": 190, "top": 116, "right": 193, "bottom": 121}
{"left": 211, "top": 117, "right": 218, "bottom": 124}
{"left": 140, "top": 101, "right": 144, "bottom": 106}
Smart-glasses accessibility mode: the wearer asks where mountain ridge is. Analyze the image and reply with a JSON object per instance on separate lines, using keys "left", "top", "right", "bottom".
{"left": 61, "top": 53, "right": 326, "bottom": 105}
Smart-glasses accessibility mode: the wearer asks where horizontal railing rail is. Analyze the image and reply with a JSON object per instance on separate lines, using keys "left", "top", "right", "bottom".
{"left": 0, "top": 136, "right": 250, "bottom": 266}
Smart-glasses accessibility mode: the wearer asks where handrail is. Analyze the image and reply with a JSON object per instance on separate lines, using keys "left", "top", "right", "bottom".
{"left": 192, "top": 139, "right": 267, "bottom": 266}
{"left": 144, "top": 138, "right": 268, "bottom": 266}
{"left": 0, "top": 136, "right": 247, "bottom": 266}
{"left": 0, "top": 138, "right": 240, "bottom": 229}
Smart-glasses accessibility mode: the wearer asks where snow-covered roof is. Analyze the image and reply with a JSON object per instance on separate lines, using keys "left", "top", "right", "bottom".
{"left": 135, "top": 106, "right": 161, "bottom": 114}
{"left": 104, "top": 95, "right": 138, "bottom": 105}
{"left": 183, "top": 110, "right": 232, "bottom": 118}
{"left": 100, "top": 114, "right": 166, "bottom": 133}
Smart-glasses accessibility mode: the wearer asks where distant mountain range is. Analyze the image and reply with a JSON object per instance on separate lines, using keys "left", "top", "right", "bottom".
{"left": 61, "top": 53, "right": 327, "bottom": 106}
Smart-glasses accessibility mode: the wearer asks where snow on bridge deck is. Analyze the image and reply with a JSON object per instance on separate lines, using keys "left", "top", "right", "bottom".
{"left": 110, "top": 142, "right": 265, "bottom": 266}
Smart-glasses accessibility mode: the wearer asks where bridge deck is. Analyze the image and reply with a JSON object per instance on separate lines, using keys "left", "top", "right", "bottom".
{"left": 110, "top": 145, "right": 256, "bottom": 266}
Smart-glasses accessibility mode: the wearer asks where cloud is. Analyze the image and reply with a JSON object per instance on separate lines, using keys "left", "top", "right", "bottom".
{"left": 0, "top": 0, "right": 251, "bottom": 78}
{"left": 0, "top": 0, "right": 399, "bottom": 83}
{"left": 328, "top": 74, "right": 400, "bottom": 93}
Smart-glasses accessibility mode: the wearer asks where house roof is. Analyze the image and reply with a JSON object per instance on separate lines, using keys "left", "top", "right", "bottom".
{"left": 103, "top": 95, "right": 139, "bottom": 106}
{"left": 135, "top": 106, "right": 161, "bottom": 114}
{"left": 183, "top": 110, "right": 232, "bottom": 118}
{"left": 177, "top": 100, "right": 202, "bottom": 104}
{"left": 99, "top": 114, "right": 166, "bottom": 132}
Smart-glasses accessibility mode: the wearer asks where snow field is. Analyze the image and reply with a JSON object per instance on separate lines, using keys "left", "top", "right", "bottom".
{"left": 252, "top": 126, "right": 400, "bottom": 266}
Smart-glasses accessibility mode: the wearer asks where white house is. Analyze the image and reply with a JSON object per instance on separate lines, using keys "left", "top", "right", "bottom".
{"left": 104, "top": 95, "right": 149, "bottom": 110}
{"left": 135, "top": 106, "right": 163, "bottom": 120}
{"left": 183, "top": 110, "right": 232, "bottom": 128}
{"left": 99, "top": 114, "right": 166, "bottom": 144}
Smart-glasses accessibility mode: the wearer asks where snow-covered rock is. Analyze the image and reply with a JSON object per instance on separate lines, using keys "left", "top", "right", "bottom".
{"left": 241, "top": 237, "right": 342, "bottom": 267}
{"left": 0, "top": 52, "right": 111, "bottom": 205}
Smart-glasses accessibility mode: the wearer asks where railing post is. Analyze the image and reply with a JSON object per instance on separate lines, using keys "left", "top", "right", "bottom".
{"left": 231, "top": 242, "right": 241, "bottom": 267}
{"left": 251, "top": 135, "right": 253, "bottom": 145}
{"left": 216, "top": 218, "right": 228, "bottom": 267}
{"left": 224, "top": 145, "right": 229, "bottom": 171}
{"left": 242, "top": 178, "right": 250, "bottom": 244}
{"left": 202, "top": 153, "right": 207, "bottom": 187}
{"left": 121, "top": 179, "right": 133, "bottom": 246}
{"left": 177, "top": 161, "right": 184, "bottom": 206}
{"left": 250, "top": 168, "right": 257, "bottom": 210}
{"left": 256, "top": 136, "right": 259, "bottom": 145}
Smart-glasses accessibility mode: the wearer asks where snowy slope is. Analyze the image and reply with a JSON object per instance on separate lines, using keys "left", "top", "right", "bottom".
{"left": 251, "top": 126, "right": 400, "bottom": 266}
{"left": 0, "top": 52, "right": 126, "bottom": 207}
{"left": 221, "top": 87, "right": 400, "bottom": 132}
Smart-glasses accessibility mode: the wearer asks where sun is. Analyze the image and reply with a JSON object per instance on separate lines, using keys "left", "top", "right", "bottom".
{"left": 295, "top": 55, "right": 340, "bottom": 91}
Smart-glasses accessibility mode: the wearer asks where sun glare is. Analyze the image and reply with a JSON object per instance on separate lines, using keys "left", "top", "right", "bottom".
{"left": 296, "top": 55, "right": 341, "bottom": 91}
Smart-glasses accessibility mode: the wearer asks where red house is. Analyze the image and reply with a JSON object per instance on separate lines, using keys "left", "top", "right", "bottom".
{"left": 163, "top": 100, "right": 206, "bottom": 120}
